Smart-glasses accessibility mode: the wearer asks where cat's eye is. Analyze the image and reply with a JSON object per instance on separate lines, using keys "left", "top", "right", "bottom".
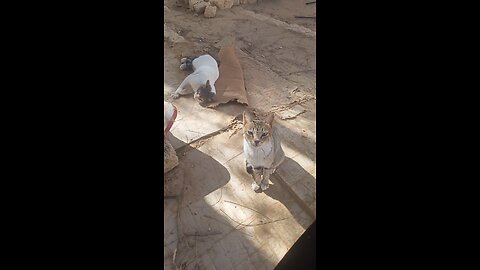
{"left": 247, "top": 131, "right": 253, "bottom": 136}
{"left": 261, "top": 133, "right": 268, "bottom": 138}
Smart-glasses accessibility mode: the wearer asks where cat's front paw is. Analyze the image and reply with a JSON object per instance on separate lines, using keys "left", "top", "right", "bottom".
{"left": 251, "top": 182, "right": 260, "bottom": 191}
{"left": 260, "top": 182, "right": 269, "bottom": 191}
{"left": 171, "top": 92, "right": 180, "bottom": 99}
{"left": 179, "top": 63, "right": 188, "bottom": 71}
{"left": 180, "top": 58, "right": 188, "bottom": 64}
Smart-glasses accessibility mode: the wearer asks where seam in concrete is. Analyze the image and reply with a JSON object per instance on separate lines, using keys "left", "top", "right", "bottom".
{"left": 272, "top": 173, "right": 316, "bottom": 219}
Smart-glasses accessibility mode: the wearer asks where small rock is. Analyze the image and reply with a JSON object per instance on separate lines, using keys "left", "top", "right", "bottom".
{"left": 224, "top": 0, "right": 234, "bottom": 8}
{"left": 193, "top": 1, "right": 208, "bottom": 13}
{"left": 188, "top": 0, "right": 202, "bottom": 9}
{"left": 164, "top": 140, "right": 179, "bottom": 173}
{"left": 204, "top": 5, "right": 217, "bottom": 18}
{"left": 210, "top": 0, "right": 225, "bottom": 9}
{"left": 164, "top": 24, "right": 186, "bottom": 44}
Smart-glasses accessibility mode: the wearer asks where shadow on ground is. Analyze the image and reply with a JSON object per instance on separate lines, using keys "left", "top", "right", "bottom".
{"left": 165, "top": 135, "right": 277, "bottom": 270}
{"left": 264, "top": 157, "right": 317, "bottom": 227}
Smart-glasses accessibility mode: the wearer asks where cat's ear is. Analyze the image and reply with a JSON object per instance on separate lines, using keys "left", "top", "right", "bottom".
{"left": 243, "top": 110, "right": 253, "bottom": 124}
{"left": 266, "top": 112, "right": 275, "bottom": 126}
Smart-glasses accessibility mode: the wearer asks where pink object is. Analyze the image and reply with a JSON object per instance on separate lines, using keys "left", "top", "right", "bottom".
{"left": 164, "top": 102, "right": 177, "bottom": 139}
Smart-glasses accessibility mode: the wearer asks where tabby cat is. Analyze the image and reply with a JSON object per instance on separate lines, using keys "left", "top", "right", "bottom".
{"left": 243, "top": 109, "right": 285, "bottom": 191}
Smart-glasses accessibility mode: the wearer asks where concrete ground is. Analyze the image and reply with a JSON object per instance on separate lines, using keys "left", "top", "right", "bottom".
{"left": 164, "top": 1, "right": 316, "bottom": 269}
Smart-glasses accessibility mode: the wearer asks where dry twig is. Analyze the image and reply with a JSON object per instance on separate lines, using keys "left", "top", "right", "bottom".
{"left": 223, "top": 200, "right": 272, "bottom": 220}
{"left": 220, "top": 209, "right": 288, "bottom": 227}
{"left": 184, "top": 231, "right": 222, "bottom": 237}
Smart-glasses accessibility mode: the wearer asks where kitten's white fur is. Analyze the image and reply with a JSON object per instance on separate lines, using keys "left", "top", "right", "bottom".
{"left": 171, "top": 55, "right": 219, "bottom": 98}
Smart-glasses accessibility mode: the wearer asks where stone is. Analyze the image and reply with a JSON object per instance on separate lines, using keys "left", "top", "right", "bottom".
{"left": 164, "top": 139, "right": 179, "bottom": 173}
{"left": 193, "top": 1, "right": 208, "bottom": 13}
{"left": 210, "top": 0, "right": 225, "bottom": 9}
{"left": 164, "top": 24, "right": 186, "bottom": 44}
{"left": 224, "top": 0, "right": 234, "bottom": 8}
{"left": 188, "top": 0, "right": 202, "bottom": 9}
{"left": 204, "top": 5, "right": 217, "bottom": 18}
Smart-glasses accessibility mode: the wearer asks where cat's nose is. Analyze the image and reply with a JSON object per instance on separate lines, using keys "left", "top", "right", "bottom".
{"left": 254, "top": 140, "right": 260, "bottom": 146}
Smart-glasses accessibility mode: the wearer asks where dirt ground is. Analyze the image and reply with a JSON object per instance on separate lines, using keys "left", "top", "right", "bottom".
{"left": 164, "top": 1, "right": 316, "bottom": 269}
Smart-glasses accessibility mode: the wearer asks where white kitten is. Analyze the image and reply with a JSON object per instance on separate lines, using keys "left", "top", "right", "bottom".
{"left": 171, "top": 54, "right": 219, "bottom": 105}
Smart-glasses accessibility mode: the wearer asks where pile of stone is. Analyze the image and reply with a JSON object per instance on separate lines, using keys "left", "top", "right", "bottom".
{"left": 164, "top": 102, "right": 178, "bottom": 173}
{"left": 164, "top": 139, "right": 178, "bottom": 173}
{"left": 186, "top": 0, "right": 257, "bottom": 18}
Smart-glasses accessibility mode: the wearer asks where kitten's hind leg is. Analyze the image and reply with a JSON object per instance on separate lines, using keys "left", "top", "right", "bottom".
{"left": 261, "top": 168, "right": 274, "bottom": 191}
{"left": 246, "top": 161, "right": 254, "bottom": 175}
{"left": 180, "top": 62, "right": 194, "bottom": 71}
{"left": 251, "top": 181, "right": 260, "bottom": 191}
{"left": 251, "top": 167, "right": 263, "bottom": 191}
{"left": 180, "top": 56, "right": 196, "bottom": 63}
{"left": 179, "top": 56, "right": 197, "bottom": 72}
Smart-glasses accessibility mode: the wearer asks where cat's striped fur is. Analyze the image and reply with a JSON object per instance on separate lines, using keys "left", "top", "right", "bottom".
{"left": 243, "top": 109, "right": 285, "bottom": 191}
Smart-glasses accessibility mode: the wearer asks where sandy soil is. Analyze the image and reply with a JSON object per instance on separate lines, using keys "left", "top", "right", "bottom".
{"left": 245, "top": 0, "right": 316, "bottom": 31}
{"left": 164, "top": 0, "right": 316, "bottom": 96}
